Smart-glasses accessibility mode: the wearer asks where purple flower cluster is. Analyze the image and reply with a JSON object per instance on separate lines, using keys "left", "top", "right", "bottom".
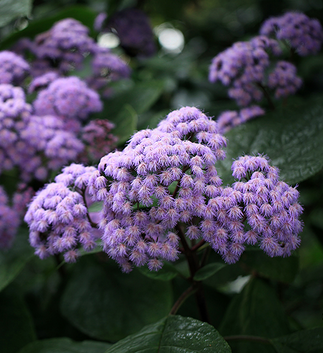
{"left": 89, "top": 107, "right": 227, "bottom": 272}
{"left": 87, "top": 47, "right": 131, "bottom": 96}
{"left": 209, "top": 36, "right": 282, "bottom": 106}
{"left": 0, "top": 83, "right": 86, "bottom": 181}
{"left": 13, "top": 184, "right": 35, "bottom": 219}
{"left": 21, "top": 115, "right": 84, "bottom": 176}
{"left": 260, "top": 12, "right": 323, "bottom": 56}
{"left": 0, "top": 51, "right": 30, "bottom": 85}
{"left": 24, "top": 106, "right": 303, "bottom": 269}
{"left": 29, "top": 18, "right": 96, "bottom": 75}
{"left": 78, "top": 119, "right": 118, "bottom": 162}
{"left": 0, "top": 186, "right": 20, "bottom": 249}
{"left": 24, "top": 164, "right": 99, "bottom": 262}
{"left": 28, "top": 72, "right": 59, "bottom": 93}
{"left": 217, "top": 106, "right": 265, "bottom": 134}
{"left": 0, "top": 84, "right": 33, "bottom": 175}
{"left": 97, "top": 8, "right": 156, "bottom": 58}
{"left": 228, "top": 155, "right": 303, "bottom": 260}
{"left": 33, "top": 76, "right": 102, "bottom": 121}
{"left": 268, "top": 61, "right": 302, "bottom": 99}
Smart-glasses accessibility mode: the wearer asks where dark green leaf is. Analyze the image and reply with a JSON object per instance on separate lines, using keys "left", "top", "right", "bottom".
{"left": 0, "top": 6, "right": 96, "bottom": 49}
{"left": 0, "top": 0, "right": 32, "bottom": 27}
{"left": 0, "top": 285, "right": 36, "bottom": 352}
{"left": 203, "top": 262, "right": 248, "bottom": 289}
{"left": 88, "top": 202, "right": 103, "bottom": 213}
{"left": 21, "top": 338, "right": 111, "bottom": 353}
{"left": 110, "top": 104, "right": 138, "bottom": 144}
{"left": 217, "top": 94, "right": 323, "bottom": 185}
{"left": 271, "top": 327, "right": 323, "bottom": 353}
{"left": 107, "top": 315, "right": 231, "bottom": 353}
{"left": 0, "top": 228, "right": 34, "bottom": 292}
{"left": 220, "top": 277, "right": 290, "bottom": 352}
{"left": 194, "top": 263, "right": 226, "bottom": 281}
{"left": 94, "top": 80, "right": 165, "bottom": 122}
{"left": 240, "top": 250, "right": 299, "bottom": 283}
{"left": 60, "top": 257, "right": 173, "bottom": 341}
{"left": 139, "top": 262, "right": 181, "bottom": 281}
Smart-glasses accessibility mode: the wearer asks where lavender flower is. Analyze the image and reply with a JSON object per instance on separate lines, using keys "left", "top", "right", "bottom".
{"left": 28, "top": 72, "right": 59, "bottom": 93}
{"left": 0, "top": 83, "right": 85, "bottom": 181}
{"left": 94, "top": 12, "right": 107, "bottom": 32}
{"left": 102, "top": 8, "right": 156, "bottom": 58}
{"left": 78, "top": 119, "right": 118, "bottom": 162}
{"left": 260, "top": 12, "right": 323, "bottom": 56}
{"left": 229, "top": 155, "right": 303, "bottom": 259}
{"left": 13, "top": 184, "right": 35, "bottom": 219}
{"left": 24, "top": 164, "right": 99, "bottom": 262}
{"left": 30, "top": 18, "right": 96, "bottom": 75}
{"left": 209, "top": 36, "right": 282, "bottom": 106}
{"left": 217, "top": 106, "right": 265, "bottom": 134}
{"left": 33, "top": 76, "right": 102, "bottom": 120}
{"left": 20, "top": 115, "right": 85, "bottom": 177}
{"left": 268, "top": 61, "right": 302, "bottom": 99}
{"left": 0, "top": 187, "right": 20, "bottom": 249}
{"left": 0, "top": 51, "right": 30, "bottom": 85}
{"left": 87, "top": 47, "right": 131, "bottom": 95}
{"left": 89, "top": 107, "right": 227, "bottom": 272}
{"left": 0, "top": 84, "right": 33, "bottom": 175}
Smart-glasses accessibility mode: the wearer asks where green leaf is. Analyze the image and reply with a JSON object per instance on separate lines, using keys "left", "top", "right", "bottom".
{"left": 220, "top": 277, "right": 290, "bottom": 352}
{"left": 0, "top": 0, "right": 32, "bottom": 27}
{"left": 0, "top": 228, "right": 34, "bottom": 292}
{"left": 60, "top": 257, "right": 173, "bottom": 341}
{"left": 0, "top": 5, "right": 96, "bottom": 49}
{"left": 21, "top": 338, "right": 111, "bottom": 353}
{"left": 217, "top": 94, "right": 323, "bottom": 185}
{"left": 110, "top": 104, "right": 138, "bottom": 144}
{"left": 271, "top": 327, "right": 323, "bottom": 353}
{"left": 107, "top": 315, "right": 231, "bottom": 353}
{"left": 88, "top": 201, "right": 103, "bottom": 213}
{"left": 240, "top": 250, "right": 299, "bottom": 283}
{"left": 194, "top": 263, "right": 226, "bottom": 281}
{"left": 94, "top": 80, "right": 165, "bottom": 121}
{"left": 0, "top": 285, "right": 36, "bottom": 352}
{"left": 139, "top": 261, "right": 181, "bottom": 281}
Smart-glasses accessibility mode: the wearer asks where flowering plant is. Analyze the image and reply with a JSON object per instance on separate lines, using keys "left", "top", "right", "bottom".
{"left": 0, "top": 1, "right": 323, "bottom": 353}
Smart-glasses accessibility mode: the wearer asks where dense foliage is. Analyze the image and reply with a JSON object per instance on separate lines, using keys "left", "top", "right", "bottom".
{"left": 0, "top": 0, "right": 323, "bottom": 352}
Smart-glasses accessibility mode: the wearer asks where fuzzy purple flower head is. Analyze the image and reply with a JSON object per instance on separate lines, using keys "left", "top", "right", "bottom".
{"left": 209, "top": 36, "right": 282, "bottom": 107}
{"left": 28, "top": 72, "right": 59, "bottom": 93}
{"left": 0, "top": 186, "right": 20, "bottom": 249}
{"left": 24, "top": 164, "right": 99, "bottom": 262}
{"left": 0, "top": 51, "right": 30, "bottom": 85}
{"left": 30, "top": 18, "right": 96, "bottom": 75}
{"left": 99, "top": 8, "right": 156, "bottom": 58}
{"left": 20, "top": 115, "right": 85, "bottom": 178}
{"left": 228, "top": 155, "right": 303, "bottom": 261}
{"left": 217, "top": 106, "right": 265, "bottom": 134}
{"left": 0, "top": 82, "right": 84, "bottom": 181}
{"left": 268, "top": 61, "right": 302, "bottom": 99}
{"left": 89, "top": 107, "right": 227, "bottom": 272}
{"left": 0, "top": 84, "right": 34, "bottom": 175}
{"left": 33, "top": 76, "right": 102, "bottom": 121}
{"left": 87, "top": 47, "right": 131, "bottom": 95}
{"left": 78, "top": 119, "right": 118, "bottom": 163}
{"left": 260, "top": 12, "right": 323, "bottom": 56}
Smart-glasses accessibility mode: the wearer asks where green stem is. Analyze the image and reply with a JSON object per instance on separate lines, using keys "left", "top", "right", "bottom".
{"left": 169, "top": 285, "right": 197, "bottom": 315}
{"left": 257, "top": 83, "right": 275, "bottom": 110}
{"left": 175, "top": 225, "right": 211, "bottom": 323}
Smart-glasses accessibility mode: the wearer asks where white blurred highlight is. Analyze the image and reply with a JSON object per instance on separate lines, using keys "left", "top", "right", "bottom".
{"left": 98, "top": 33, "right": 120, "bottom": 49}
